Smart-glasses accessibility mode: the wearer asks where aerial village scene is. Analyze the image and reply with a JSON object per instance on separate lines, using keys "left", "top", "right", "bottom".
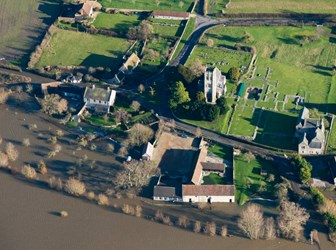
{"left": 1, "top": 0, "right": 336, "bottom": 249}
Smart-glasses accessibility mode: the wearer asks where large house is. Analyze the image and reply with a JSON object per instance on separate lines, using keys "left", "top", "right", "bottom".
{"left": 84, "top": 85, "right": 116, "bottom": 113}
{"left": 152, "top": 10, "right": 189, "bottom": 20}
{"left": 110, "top": 53, "right": 141, "bottom": 85}
{"left": 296, "top": 107, "right": 325, "bottom": 155}
{"left": 204, "top": 67, "right": 227, "bottom": 104}
{"left": 75, "top": 2, "right": 94, "bottom": 21}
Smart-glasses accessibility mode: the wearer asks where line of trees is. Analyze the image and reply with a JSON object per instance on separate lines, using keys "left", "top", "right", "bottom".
{"left": 291, "top": 154, "right": 312, "bottom": 184}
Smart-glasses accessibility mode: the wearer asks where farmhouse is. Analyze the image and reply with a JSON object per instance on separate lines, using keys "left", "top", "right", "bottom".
{"left": 142, "top": 142, "right": 154, "bottom": 161}
{"left": 204, "top": 67, "right": 227, "bottom": 104}
{"left": 182, "top": 185, "right": 234, "bottom": 203}
{"left": 152, "top": 10, "right": 190, "bottom": 20}
{"left": 75, "top": 2, "right": 94, "bottom": 21}
{"left": 84, "top": 85, "right": 116, "bottom": 113}
{"left": 296, "top": 107, "right": 325, "bottom": 155}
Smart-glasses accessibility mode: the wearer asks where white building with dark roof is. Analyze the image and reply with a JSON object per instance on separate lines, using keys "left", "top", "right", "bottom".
{"left": 296, "top": 107, "right": 325, "bottom": 155}
{"left": 84, "top": 85, "right": 116, "bottom": 113}
{"left": 142, "top": 142, "right": 154, "bottom": 161}
{"left": 204, "top": 67, "right": 226, "bottom": 104}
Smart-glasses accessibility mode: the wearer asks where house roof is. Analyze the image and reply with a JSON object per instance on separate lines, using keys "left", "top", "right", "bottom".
{"left": 78, "top": 2, "right": 93, "bottom": 16}
{"left": 153, "top": 186, "right": 177, "bottom": 197}
{"left": 182, "top": 185, "right": 234, "bottom": 196}
{"left": 152, "top": 10, "right": 189, "bottom": 18}
{"left": 142, "top": 142, "right": 154, "bottom": 157}
{"left": 84, "top": 86, "right": 114, "bottom": 102}
{"left": 123, "top": 53, "right": 140, "bottom": 69}
{"left": 191, "top": 147, "right": 208, "bottom": 185}
{"left": 201, "top": 162, "right": 225, "bottom": 172}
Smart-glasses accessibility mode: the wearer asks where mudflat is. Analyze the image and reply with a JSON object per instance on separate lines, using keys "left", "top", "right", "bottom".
{"left": 0, "top": 172, "right": 329, "bottom": 250}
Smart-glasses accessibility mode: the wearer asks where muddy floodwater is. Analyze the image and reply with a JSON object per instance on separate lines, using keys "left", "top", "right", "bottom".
{"left": 0, "top": 172, "right": 333, "bottom": 250}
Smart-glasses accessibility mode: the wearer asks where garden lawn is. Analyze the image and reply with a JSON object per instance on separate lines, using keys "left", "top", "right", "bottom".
{"left": 152, "top": 23, "right": 183, "bottom": 38}
{"left": 224, "top": 0, "right": 336, "bottom": 13}
{"left": 98, "top": 0, "right": 194, "bottom": 12}
{"left": 234, "top": 155, "right": 277, "bottom": 205}
{"left": 36, "top": 29, "right": 130, "bottom": 69}
{"left": 172, "top": 17, "right": 195, "bottom": 60}
{"left": 328, "top": 121, "right": 336, "bottom": 151}
{"left": 208, "top": 144, "right": 233, "bottom": 161}
{"left": 203, "top": 173, "right": 226, "bottom": 185}
{"left": 93, "top": 13, "right": 141, "bottom": 35}
{"left": 229, "top": 106, "right": 260, "bottom": 137}
{"left": 86, "top": 115, "right": 115, "bottom": 126}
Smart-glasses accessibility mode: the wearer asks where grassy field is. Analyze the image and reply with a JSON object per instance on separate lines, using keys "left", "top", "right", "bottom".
{"left": 86, "top": 115, "right": 115, "bottom": 126}
{"left": 152, "top": 22, "right": 183, "bottom": 38}
{"left": 93, "top": 13, "right": 141, "bottom": 35}
{"left": 224, "top": 0, "right": 336, "bottom": 13}
{"left": 229, "top": 106, "right": 260, "bottom": 137}
{"left": 0, "top": 0, "right": 62, "bottom": 66}
{"left": 98, "top": 0, "right": 194, "bottom": 12}
{"left": 235, "top": 155, "right": 277, "bottom": 205}
{"left": 203, "top": 173, "right": 226, "bottom": 185}
{"left": 36, "top": 29, "right": 130, "bottom": 68}
{"left": 328, "top": 120, "right": 336, "bottom": 151}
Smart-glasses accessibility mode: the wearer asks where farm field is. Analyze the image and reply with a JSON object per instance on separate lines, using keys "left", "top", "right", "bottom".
{"left": 98, "top": 0, "right": 194, "bottom": 12}
{"left": 36, "top": 29, "right": 131, "bottom": 69}
{"left": 223, "top": 0, "right": 336, "bottom": 13}
{"left": 93, "top": 13, "right": 141, "bottom": 35}
{"left": 0, "top": 0, "right": 62, "bottom": 66}
{"left": 234, "top": 155, "right": 278, "bottom": 205}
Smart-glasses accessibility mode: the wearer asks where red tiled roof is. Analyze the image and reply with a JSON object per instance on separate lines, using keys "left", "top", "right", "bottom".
{"left": 152, "top": 10, "right": 189, "bottom": 18}
{"left": 182, "top": 185, "right": 234, "bottom": 196}
{"left": 191, "top": 147, "right": 207, "bottom": 185}
{"left": 79, "top": 2, "right": 93, "bottom": 16}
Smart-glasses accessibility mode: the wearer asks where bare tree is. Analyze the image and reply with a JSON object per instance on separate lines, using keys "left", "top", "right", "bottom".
{"left": 25, "top": 84, "right": 33, "bottom": 93}
{"left": 40, "top": 94, "right": 68, "bottom": 115}
{"left": 243, "top": 151, "right": 256, "bottom": 163}
{"left": 264, "top": 217, "right": 276, "bottom": 240}
{"left": 189, "top": 59, "right": 205, "bottom": 77}
{"left": 143, "top": 49, "right": 160, "bottom": 62}
{"left": 220, "top": 225, "right": 228, "bottom": 237}
{"left": 118, "top": 146, "right": 128, "bottom": 157}
{"left": 97, "top": 193, "right": 109, "bottom": 206}
{"left": 277, "top": 200, "right": 309, "bottom": 242}
{"left": 238, "top": 204, "right": 264, "bottom": 239}
{"left": 0, "top": 151, "right": 9, "bottom": 168}
{"left": 130, "top": 100, "right": 141, "bottom": 112}
{"left": 206, "top": 38, "right": 214, "bottom": 47}
{"left": 138, "top": 84, "right": 145, "bottom": 93}
{"left": 177, "top": 215, "right": 188, "bottom": 228}
{"left": 115, "top": 160, "right": 156, "bottom": 192}
{"left": 128, "top": 123, "right": 154, "bottom": 146}
{"left": 193, "top": 220, "right": 201, "bottom": 233}
{"left": 6, "top": 142, "right": 19, "bottom": 161}
{"left": 105, "top": 143, "right": 114, "bottom": 153}
{"left": 0, "top": 88, "right": 9, "bottom": 104}
{"left": 115, "top": 108, "right": 131, "bottom": 124}
{"left": 22, "top": 138, "right": 30, "bottom": 147}
{"left": 21, "top": 165, "right": 37, "bottom": 179}
{"left": 204, "top": 221, "right": 216, "bottom": 236}
{"left": 135, "top": 205, "right": 142, "bottom": 217}
{"left": 64, "top": 178, "right": 86, "bottom": 196}
{"left": 195, "top": 127, "right": 202, "bottom": 138}
{"left": 127, "top": 21, "right": 153, "bottom": 41}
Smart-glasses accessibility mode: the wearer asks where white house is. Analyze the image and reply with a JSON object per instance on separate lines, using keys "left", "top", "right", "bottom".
{"left": 83, "top": 85, "right": 116, "bottom": 113}
{"left": 204, "top": 67, "right": 226, "bottom": 104}
{"left": 75, "top": 2, "right": 93, "bottom": 21}
{"left": 152, "top": 10, "right": 190, "bottom": 20}
{"left": 142, "top": 142, "right": 154, "bottom": 161}
{"left": 182, "top": 185, "right": 235, "bottom": 203}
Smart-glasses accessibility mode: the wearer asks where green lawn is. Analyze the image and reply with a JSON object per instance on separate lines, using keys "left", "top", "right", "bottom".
{"left": 93, "top": 13, "right": 141, "bottom": 35}
{"left": 208, "top": 144, "right": 233, "bottom": 161}
{"left": 328, "top": 120, "right": 336, "bottom": 151}
{"left": 98, "top": 0, "right": 195, "bottom": 12}
{"left": 229, "top": 106, "right": 260, "bottom": 137}
{"left": 36, "top": 29, "right": 130, "bottom": 69}
{"left": 86, "top": 115, "right": 115, "bottom": 126}
{"left": 235, "top": 155, "right": 277, "bottom": 205}
{"left": 223, "top": 0, "right": 336, "bottom": 13}
{"left": 203, "top": 173, "right": 226, "bottom": 185}
{"left": 152, "top": 22, "right": 183, "bottom": 38}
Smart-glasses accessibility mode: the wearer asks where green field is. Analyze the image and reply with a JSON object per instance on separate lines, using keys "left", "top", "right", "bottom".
{"left": 208, "top": 144, "right": 233, "bottom": 161}
{"left": 86, "top": 115, "right": 115, "bottom": 126}
{"left": 223, "top": 0, "right": 336, "bottom": 13}
{"left": 152, "top": 22, "right": 183, "bottom": 38}
{"left": 93, "top": 13, "right": 141, "bottom": 35}
{"left": 36, "top": 29, "right": 130, "bottom": 68}
{"left": 98, "top": 0, "right": 194, "bottom": 12}
{"left": 229, "top": 106, "right": 260, "bottom": 137}
{"left": 235, "top": 155, "right": 277, "bottom": 205}
{"left": 328, "top": 120, "right": 336, "bottom": 151}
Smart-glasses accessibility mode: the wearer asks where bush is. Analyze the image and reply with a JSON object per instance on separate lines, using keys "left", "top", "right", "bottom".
{"left": 64, "top": 178, "right": 86, "bottom": 196}
{"left": 310, "top": 186, "right": 326, "bottom": 208}
{"left": 22, "top": 138, "right": 30, "bottom": 147}
{"left": 86, "top": 191, "right": 95, "bottom": 200}
{"left": 21, "top": 165, "right": 37, "bottom": 179}
{"left": 264, "top": 217, "right": 276, "bottom": 240}
{"left": 228, "top": 67, "right": 240, "bottom": 81}
{"left": 177, "top": 215, "right": 188, "bottom": 228}
{"left": 97, "top": 193, "right": 109, "bottom": 206}
{"left": 324, "top": 212, "right": 336, "bottom": 233}
{"left": 48, "top": 176, "right": 63, "bottom": 190}
{"left": 0, "top": 151, "right": 9, "bottom": 168}
{"left": 238, "top": 204, "right": 264, "bottom": 239}
{"left": 0, "top": 88, "right": 9, "bottom": 104}
{"left": 38, "top": 160, "right": 47, "bottom": 175}
{"left": 122, "top": 204, "right": 132, "bottom": 214}
{"left": 135, "top": 205, "right": 142, "bottom": 217}
{"left": 220, "top": 225, "right": 228, "bottom": 237}
{"left": 60, "top": 211, "right": 68, "bottom": 217}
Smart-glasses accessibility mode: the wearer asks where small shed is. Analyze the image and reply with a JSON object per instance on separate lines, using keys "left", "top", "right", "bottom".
{"left": 142, "top": 142, "right": 154, "bottom": 161}
{"left": 237, "top": 82, "right": 246, "bottom": 97}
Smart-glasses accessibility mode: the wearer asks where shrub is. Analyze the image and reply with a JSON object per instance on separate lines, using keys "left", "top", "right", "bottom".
{"left": 106, "top": 143, "right": 114, "bottom": 153}
{"left": 0, "top": 88, "right": 9, "bottom": 104}
{"left": 238, "top": 204, "right": 264, "bottom": 239}
{"left": 54, "top": 144, "right": 62, "bottom": 153}
{"left": 264, "top": 217, "right": 276, "bottom": 240}
{"left": 21, "top": 165, "right": 37, "bottom": 179}
{"left": 204, "top": 222, "right": 216, "bottom": 236}
{"left": 22, "top": 138, "right": 30, "bottom": 147}
{"left": 115, "top": 192, "right": 122, "bottom": 199}
{"left": 105, "top": 188, "right": 115, "bottom": 197}
{"left": 162, "top": 215, "right": 171, "bottom": 225}
{"left": 60, "top": 211, "right": 68, "bottom": 217}
{"left": 64, "top": 178, "right": 86, "bottom": 196}
{"left": 193, "top": 220, "right": 201, "bottom": 233}
{"left": 38, "top": 160, "right": 47, "bottom": 175}
{"left": 86, "top": 191, "right": 95, "bottom": 200}
{"left": 135, "top": 205, "right": 142, "bottom": 217}
{"left": 49, "top": 136, "right": 57, "bottom": 144}
{"left": 0, "top": 151, "right": 9, "bottom": 168}
{"left": 90, "top": 144, "right": 97, "bottom": 151}
{"left": 122, "top": 204, "right": 131, "bottom": 214}
{"left": 6, "top": 142, "right": 19, "bottom": 161}
{"left": 97, "top": 193, "right": 109, "bottom": 206}
{"left": 310, "top": 186, "right": 326, "bottom": 208}
{"left": 28, "top": 123, "right": 37, "bottom": 130}
{"left": 55, "top": 130, "right": 64, "bottom": 137}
